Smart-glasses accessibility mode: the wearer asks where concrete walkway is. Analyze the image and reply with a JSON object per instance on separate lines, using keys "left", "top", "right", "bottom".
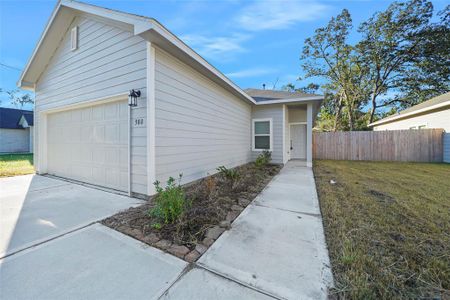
{"left": 0, "top": 162, "right": 332, "bottom": 299}
{"left": 197, "top": 161, "right": 333, "bottom": 299}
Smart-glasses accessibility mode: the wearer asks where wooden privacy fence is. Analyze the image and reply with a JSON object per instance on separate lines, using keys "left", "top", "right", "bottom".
{"left": 313, "top": 129, "right": 444, "bottom": 162}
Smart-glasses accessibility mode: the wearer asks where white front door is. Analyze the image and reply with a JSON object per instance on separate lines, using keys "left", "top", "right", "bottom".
{"left": 290, "top": 124, "right": 306, "bottom": 159}
{"left": 47, "top": 100, "right": 128, "bottom": 191}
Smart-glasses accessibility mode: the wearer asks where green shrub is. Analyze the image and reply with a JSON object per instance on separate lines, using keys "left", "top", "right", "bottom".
{"left": 216, "top": 165, "right": 240, "bottom": 181}
{"left": 151, "top": 222, "right": 162, "bottom": 230}
{"left": 149, "top": 174, "right": 188, "bottom": 224}
{"left": 255, "top": 150, "right": 272, "bottom": 168}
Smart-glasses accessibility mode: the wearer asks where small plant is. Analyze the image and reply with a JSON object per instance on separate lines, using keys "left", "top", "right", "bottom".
{"left": 204, "top": 175, "right": 217, "bottom": 199}
{"left": 148, "top": 174, "right": 188, "bottom": 224}
{"left": 151, "top": 223, "right": 162, "bottom": 230}
{"left": 255, "top": 150, "right": 272, "bottom": 168}
{"left": 217, "top": 165, "right": 241, "bottom": 190}
{"left": 216, "top": 166, "right": 240, "bottom": 181}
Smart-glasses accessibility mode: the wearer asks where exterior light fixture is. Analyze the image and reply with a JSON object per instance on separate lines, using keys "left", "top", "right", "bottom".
{"left": 128, "top": 89, "right": 141, "bottom": 107}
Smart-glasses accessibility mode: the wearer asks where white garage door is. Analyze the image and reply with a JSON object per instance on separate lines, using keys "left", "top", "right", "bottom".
{"left": 47, "top": 100, "right": 128, "bottom": 191}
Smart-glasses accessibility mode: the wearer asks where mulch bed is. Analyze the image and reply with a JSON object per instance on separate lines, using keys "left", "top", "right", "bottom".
{"left": 102, "top": 163, "right": 281, "bottom": 262}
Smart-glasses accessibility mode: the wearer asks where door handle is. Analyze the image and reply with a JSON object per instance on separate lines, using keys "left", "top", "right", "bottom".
{"left": 290, "top": 140, "right": 293, "bottom": 150}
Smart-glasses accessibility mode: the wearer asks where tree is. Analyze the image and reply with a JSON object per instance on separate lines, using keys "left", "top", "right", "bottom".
{"left": 357, "top": 0, "right": 448, "bottom": 123}
{"left": 300, "top": 0, "right": 449, "bottom": 131}
{"left": 1, "top": 89, "right": 34, "bottom": 108}
{"left": 281, "top": 82, "right": 320, "bottom": 94}
{"left": 396, "top": 5, "right": 450, "bottom": 106}
{"left": 301, "top": 9, "right": 370, "bottom": 131}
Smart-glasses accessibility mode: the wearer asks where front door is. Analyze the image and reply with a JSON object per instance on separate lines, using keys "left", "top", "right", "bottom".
{"left": 290, "top": 124, "right": 306, "bottom": 159}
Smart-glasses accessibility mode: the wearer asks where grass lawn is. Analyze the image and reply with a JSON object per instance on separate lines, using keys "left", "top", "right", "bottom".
{"left": 0, "top": 153, "right": 34, "bottom": 177}
{"left": 314, "top": 160, "right": 450, "bottom": 299}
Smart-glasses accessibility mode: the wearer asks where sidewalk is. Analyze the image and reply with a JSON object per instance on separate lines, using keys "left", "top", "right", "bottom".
{"left": 195, "top": 161, "right": 333, "bottom": 299}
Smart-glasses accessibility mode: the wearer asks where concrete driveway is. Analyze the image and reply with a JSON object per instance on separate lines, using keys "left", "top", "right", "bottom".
{"left": 0, "top": 174, "right": 142, "bottom": 258}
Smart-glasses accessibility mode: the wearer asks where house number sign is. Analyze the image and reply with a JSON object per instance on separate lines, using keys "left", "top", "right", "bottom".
{"left": 134, "top": 118, "right": 145, "bottom": 127}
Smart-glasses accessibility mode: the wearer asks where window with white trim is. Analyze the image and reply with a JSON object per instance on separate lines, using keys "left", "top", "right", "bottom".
{"left": 252, "top": 119, "right": 272, "bottom": 151}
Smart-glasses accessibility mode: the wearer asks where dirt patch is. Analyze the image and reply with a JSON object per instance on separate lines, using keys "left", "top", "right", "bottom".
{"left": 367, "top": 189, "right": 395, "bottom": 203}
{"left": 102, "top": 163, "right": 281, "bottom": 261}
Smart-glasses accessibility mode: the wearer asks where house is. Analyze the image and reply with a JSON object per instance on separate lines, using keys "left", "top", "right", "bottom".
{"left": 369, "top": 92, "right": 450, "bottom": 131}
{"left": 369, "top": 92, "right": 450, "bottom": 163}
{"left": 18, "top": 0, "right": 322, "bottom": 197}
{"left": 0, "top": 107, "right": 34, "bottom": 153}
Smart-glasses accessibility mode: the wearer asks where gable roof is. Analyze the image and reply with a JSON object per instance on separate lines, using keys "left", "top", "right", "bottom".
{"left": 244, "top": 88, "right": 323, "bottom": 105}
{"left": 369, "top": 92, "right": 450, "bottom": 127}
{"left": 0, "top": 108, "right": 34, "bottom": 129}
{"left": 18, "top": 0, "right": 255, "bottom": 105}
{"left": 21, "top": 112, "right": 34, "bottom": 126}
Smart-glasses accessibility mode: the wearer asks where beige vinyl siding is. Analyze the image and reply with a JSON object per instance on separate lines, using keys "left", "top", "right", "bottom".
{"left": 373, "top": 108, "right": 450, "bottom": 132}
{"left": 34, "top": 15, "right": 148, "bottom": 194}
{"left": 154, "top": 47, "right": 252, "bottom": 185}
{"left": 0, "top": 129, "right": 30, "bottom": 153}
{"left": 251, "top": 104, "right": 284, "bottom": 164}
{"left": 288, "top": 107, "right": 307, "bottom": 122}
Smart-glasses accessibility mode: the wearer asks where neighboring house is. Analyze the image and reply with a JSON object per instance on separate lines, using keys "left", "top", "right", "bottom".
{"left": 369, "top": 92, "right": 450, "bottom": 163}
{"left": 369, "top": 92, "right": 450, "bottom": 131}
{"left": 0, "top": 107, "right": 34, "bottom": 153}
{"left": 18, "top": 0, "right": 322, "bottom": 196}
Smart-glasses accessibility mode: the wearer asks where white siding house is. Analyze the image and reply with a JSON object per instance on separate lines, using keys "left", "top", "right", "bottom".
{"left": 18, "top": 0, "right": 322, "bottom": 197}
{"left": 369, "top": 92, "right": 450, "bottom": 163}
{"left": 370, "top": 92, "right": 450, "bottom": 132}
{"left": 0, "top": 108, "right": 34, "bottom": 153}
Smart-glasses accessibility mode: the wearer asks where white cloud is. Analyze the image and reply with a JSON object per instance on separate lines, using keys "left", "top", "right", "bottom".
{"left": 226, "top": 67, "right": 278, "bottom": 78}
{"left": 181, "top": 33, "right": 250, "bottom": 61}
{"left": 236, "top": 1, "right": 329, "bottom": 31}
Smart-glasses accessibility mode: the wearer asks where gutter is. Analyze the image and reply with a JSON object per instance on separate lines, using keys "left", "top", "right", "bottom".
{"left": 255, "top": 96, "right": 324, "bottom": 105}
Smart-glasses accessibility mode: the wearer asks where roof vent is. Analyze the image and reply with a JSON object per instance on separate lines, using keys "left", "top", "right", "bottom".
{"left": 71, "top": 26, "right": 78, "bottom": 51}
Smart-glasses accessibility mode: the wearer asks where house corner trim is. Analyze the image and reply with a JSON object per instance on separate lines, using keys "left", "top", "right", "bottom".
{"left": 147, "top": 42, "right": 156, "bottom": 195}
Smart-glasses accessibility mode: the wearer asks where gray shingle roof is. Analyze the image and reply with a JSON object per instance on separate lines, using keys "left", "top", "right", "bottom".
{"left": 374, "top": 92, "right": 450, "bottom": 124}
{"left": 244, "top": 88, "right": 321, "bottom": 103}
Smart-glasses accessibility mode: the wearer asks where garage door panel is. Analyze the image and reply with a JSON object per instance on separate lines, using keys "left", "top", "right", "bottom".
{"left": 104, "top": 102, "right": 118, "bottom": 119}
{"left": 94, "top": 125, "right": 106, "bottom": 143}
{"left": 70, "top": 125, "right": 82, "bottom": 143}
{"left": 81, "top": 125, "right": 93, "bottom": 142}
{"left": 81, "top": 107, "right": 91, "bottom": 121}
{"left": 71, "top": 109, "right": 82, "bottom": 122}
{"left": 105, "top": 124, "right": 119, "bottom": 144}
{"left": 92, "top": 105, "right": 104, "bottom": 121}
{"left": 47, "top": 100, "right": 128, "bottom": 191}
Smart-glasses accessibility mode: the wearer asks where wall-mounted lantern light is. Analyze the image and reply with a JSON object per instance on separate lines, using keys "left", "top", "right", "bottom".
{"left": 128, "top": 89, "right": 141, "bottom": 107}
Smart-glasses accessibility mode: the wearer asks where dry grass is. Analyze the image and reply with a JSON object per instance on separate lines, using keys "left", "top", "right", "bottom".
{"left": 314, "top": 160, "right": 450, "bottom": 299}
{"left": 0, "top": 154, "right": 34, "bottom": 177}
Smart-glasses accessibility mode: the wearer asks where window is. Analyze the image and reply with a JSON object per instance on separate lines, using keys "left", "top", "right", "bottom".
{"left": 71, "top": 26, "right": 78, "bottom": 51}
{"left": 418, "top": 125, "right": 426, "bottom": 129}
{"left": 252, "top": 119, "right": 272, "bottom": 151}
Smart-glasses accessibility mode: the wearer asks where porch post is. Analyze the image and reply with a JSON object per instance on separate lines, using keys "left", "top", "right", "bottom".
{"left": 306, "top": 103, "right": 313, "bottom": 167}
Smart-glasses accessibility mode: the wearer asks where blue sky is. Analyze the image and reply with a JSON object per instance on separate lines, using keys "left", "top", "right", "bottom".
{"left": 0, "top": 0, "right": 447, "bottom": 110}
